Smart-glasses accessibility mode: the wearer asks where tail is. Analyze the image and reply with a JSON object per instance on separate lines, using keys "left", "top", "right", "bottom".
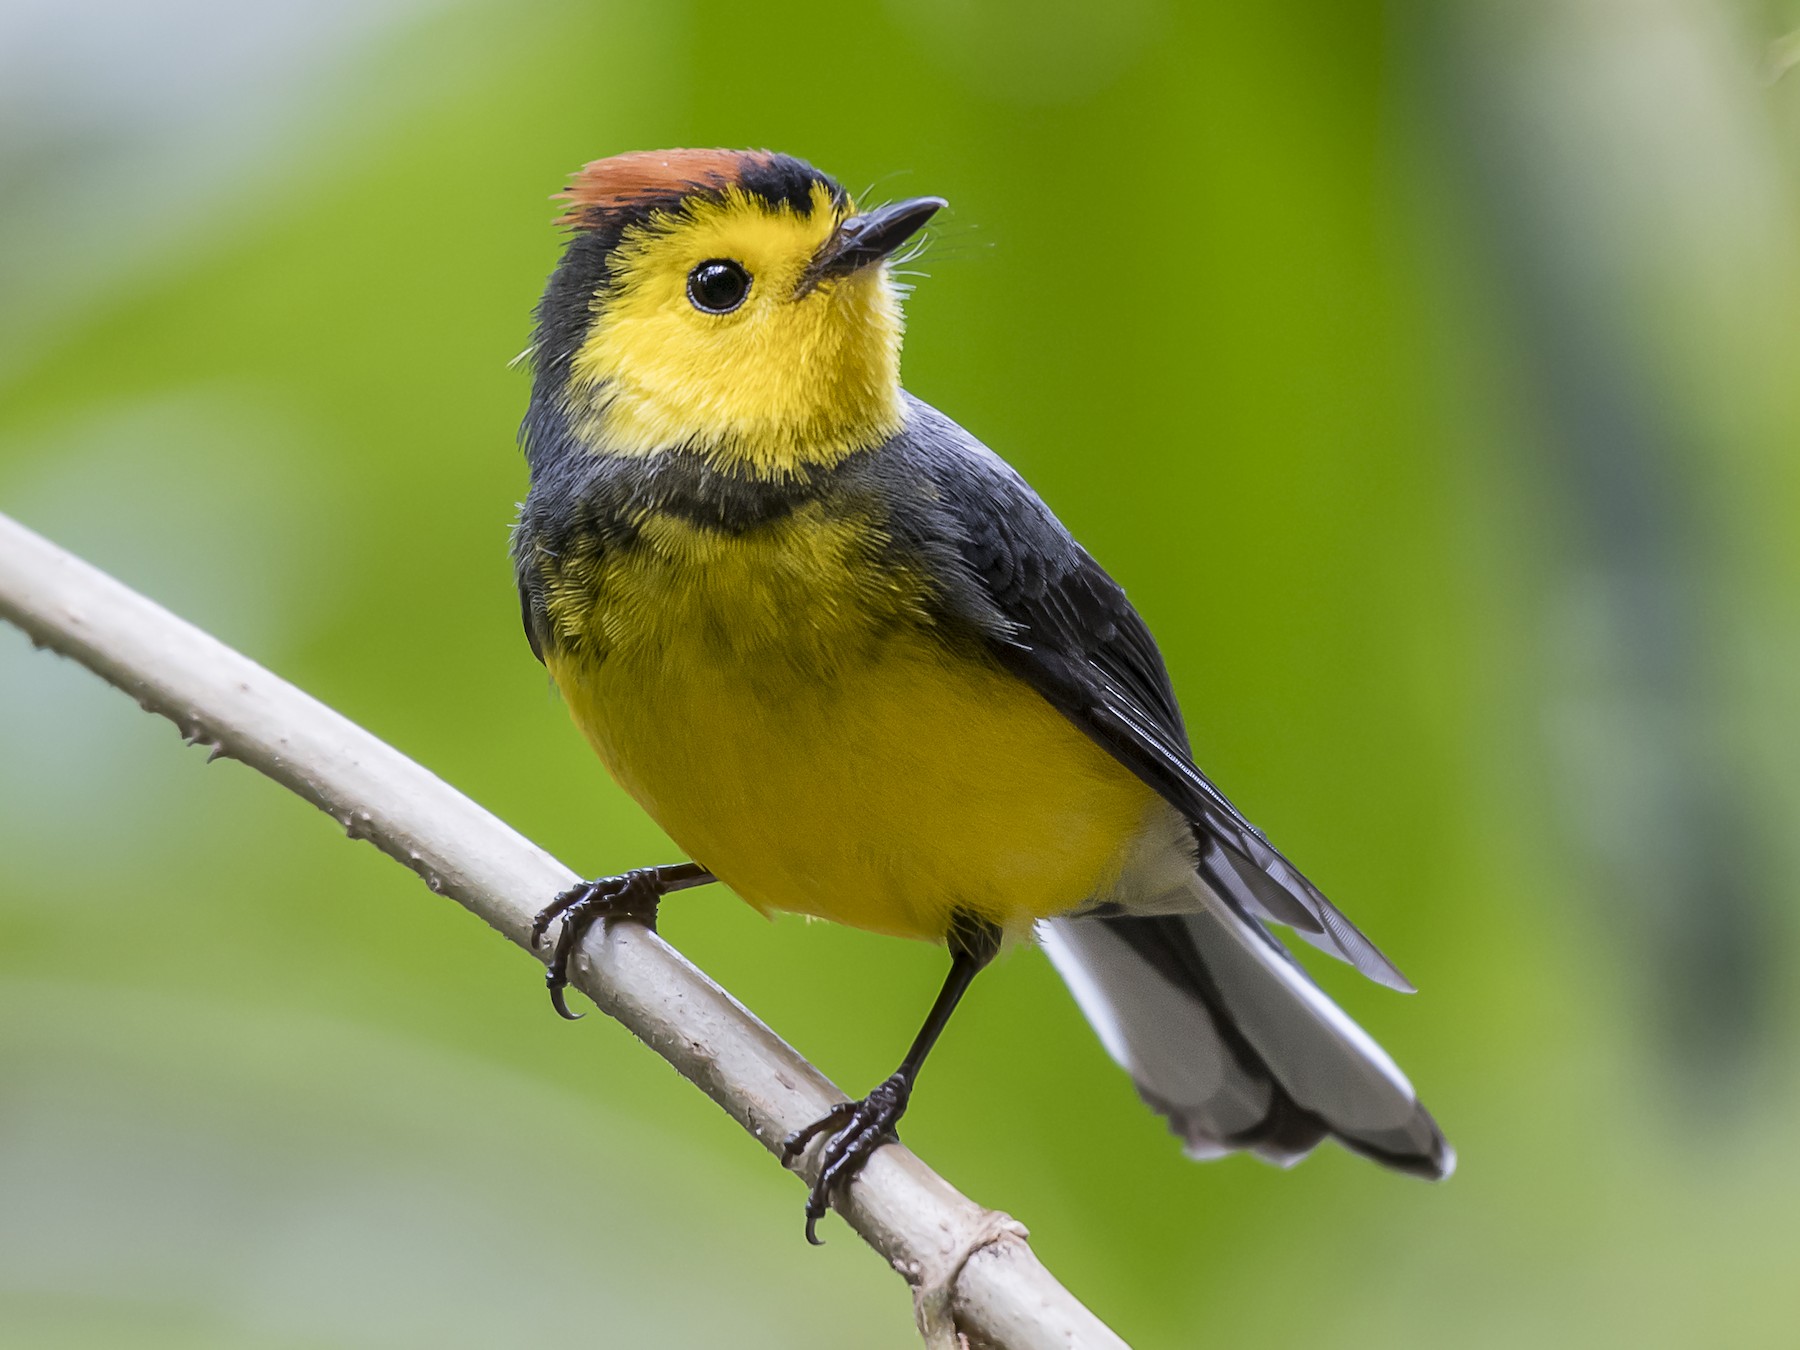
{"left": 1038, "top": 877, "right": 1453, "bottom": 1179}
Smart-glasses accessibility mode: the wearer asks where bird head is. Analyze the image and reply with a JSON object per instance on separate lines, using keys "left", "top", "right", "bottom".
{"left": 532, "top": 149, "right": 943, "bottom": 477}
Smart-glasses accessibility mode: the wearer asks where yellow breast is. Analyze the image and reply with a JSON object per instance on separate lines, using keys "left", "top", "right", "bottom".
{"left": 541, "top": 508, "right": 1160, "bottom": 942}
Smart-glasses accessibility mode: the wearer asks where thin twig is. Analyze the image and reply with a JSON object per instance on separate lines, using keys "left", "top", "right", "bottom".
{"left": 0, "top": 510, "right": 1128, "bottom": 1350}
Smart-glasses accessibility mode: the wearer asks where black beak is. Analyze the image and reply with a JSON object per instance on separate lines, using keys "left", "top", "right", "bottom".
{"left": 797, "top": 196, "right": 946, "bottom": 296}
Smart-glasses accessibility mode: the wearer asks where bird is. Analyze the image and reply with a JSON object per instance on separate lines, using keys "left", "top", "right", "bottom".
{"left": 512, "top": 148, "right": 1453, "bottom": 1241}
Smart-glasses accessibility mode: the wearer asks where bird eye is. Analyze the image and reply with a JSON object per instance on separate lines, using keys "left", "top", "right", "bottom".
{"left": 687, "top": 259, "right": 751, "bottom": 314}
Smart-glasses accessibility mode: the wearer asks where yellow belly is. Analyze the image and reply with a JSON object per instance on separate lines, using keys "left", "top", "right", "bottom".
{"left": 539, "top": 511, "right": 1160, "bottom": 942}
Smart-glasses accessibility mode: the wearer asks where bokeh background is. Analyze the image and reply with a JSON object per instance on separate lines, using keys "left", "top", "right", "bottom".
{"left": 4, "top": 0, "right": 1800, "bottom": 1345}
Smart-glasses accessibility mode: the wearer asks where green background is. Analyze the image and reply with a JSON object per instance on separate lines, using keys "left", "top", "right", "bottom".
{"left": 5, "top": 0, "right": 1800, "bottom": 1345}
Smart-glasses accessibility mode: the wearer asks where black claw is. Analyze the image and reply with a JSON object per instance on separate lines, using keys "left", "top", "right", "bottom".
{"left": 530, "top": 864, "right": 714, "bottom": 1018}
{"left": 530, "top": 880, "right": 588, "bottom": 949}
{"left": 784, "top": 1074, "right": 912, "bottom": 1243}
{"left": 546, "top": 968, "right": 584, "bottom": 1021}
{"left": 782, "top": 1102, "right": 854, "bottom": 1164}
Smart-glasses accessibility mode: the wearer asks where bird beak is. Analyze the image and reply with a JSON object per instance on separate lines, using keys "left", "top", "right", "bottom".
{"left": 797, "top": 196, "right": 946, "bottom": 296}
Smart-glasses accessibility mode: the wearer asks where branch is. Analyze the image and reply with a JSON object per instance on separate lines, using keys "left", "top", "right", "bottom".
{"left": 0, "top": 511, "right": 1128, "bottom": 1350}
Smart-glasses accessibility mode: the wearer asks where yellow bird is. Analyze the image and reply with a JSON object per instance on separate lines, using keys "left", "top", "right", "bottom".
{"left": 513, "top": 149, "right": 1452, "bottom": 1241}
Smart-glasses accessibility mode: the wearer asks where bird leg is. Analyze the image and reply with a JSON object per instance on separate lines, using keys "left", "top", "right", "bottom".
{"left": 531, "top": 862, "right": 714, "bottom": 1019}
{"left": 782, "top": 913, "right": 1002, "bottom": 1244}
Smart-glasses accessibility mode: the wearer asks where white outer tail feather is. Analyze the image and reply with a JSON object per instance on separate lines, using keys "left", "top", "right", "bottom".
{"left": 1039, "top": 870, "right": 1454, "bottom": 1179}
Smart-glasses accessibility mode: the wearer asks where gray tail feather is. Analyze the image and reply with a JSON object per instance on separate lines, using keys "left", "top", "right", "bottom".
{"left": 1039, "top": 880, "right": 1453, "bottom": 1179}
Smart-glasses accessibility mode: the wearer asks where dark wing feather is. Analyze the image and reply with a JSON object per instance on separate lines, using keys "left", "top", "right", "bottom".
{"left": 894, "top": 398, "right": 1411, "bottom": 992}
{"left": 519, "top": 580, "right": 546, "bottom": 665}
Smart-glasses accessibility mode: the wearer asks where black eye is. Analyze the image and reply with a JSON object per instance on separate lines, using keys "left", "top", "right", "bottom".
{"left": 687, "top": 259, "right": 751, "bottom": 314}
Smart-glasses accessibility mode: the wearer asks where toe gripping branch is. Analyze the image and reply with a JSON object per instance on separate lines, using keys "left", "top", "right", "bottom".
{"left": 780, "top": 912, "right": 1002, "bottom": 1245}
{"left": 529, "top": 862, "right": 714, "bottom": 1019}
{"left": 782, "top": 1072, "right": 913, "bottom": 1246}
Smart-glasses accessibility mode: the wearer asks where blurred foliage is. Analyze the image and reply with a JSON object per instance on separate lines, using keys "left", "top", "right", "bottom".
{"left": 4, "top": 0, "right": 1800, "bottom": 1345}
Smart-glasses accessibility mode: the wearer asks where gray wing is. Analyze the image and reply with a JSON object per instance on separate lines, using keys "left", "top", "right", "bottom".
{"left": 889, "top": 397, "right": 1411, "bottom": 992}
{"left": 885, "top": 400, "right": 1452, "bottom": 1179}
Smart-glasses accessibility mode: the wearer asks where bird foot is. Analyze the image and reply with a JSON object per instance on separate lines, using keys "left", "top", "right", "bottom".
{"left": 781, "top": 1072, "right": 912, "bottom": 1244}
{"left": 530, "top": 867, "right": 681, "bottom": 1020}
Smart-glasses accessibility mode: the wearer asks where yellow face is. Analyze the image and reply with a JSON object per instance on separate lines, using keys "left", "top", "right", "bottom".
{"left": 566, "top": 183, "right": 907, "bottom": 477}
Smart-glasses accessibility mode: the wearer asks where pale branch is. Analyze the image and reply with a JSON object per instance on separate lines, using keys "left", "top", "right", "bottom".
{"left": 0, "top": 511, "right": 1129, "bottom": 1350}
